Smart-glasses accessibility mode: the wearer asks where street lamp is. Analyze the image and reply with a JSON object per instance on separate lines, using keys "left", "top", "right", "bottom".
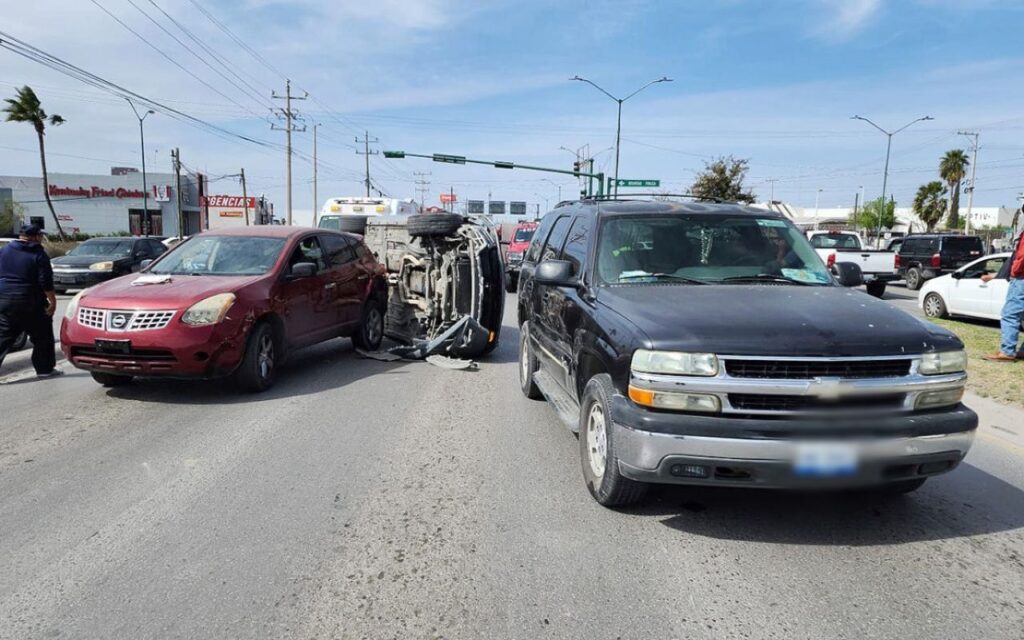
{"left": 127, "top": 99, "right": 156, "bottom": 236}
{"left": 851, "top": 114, "right": 933, "bottom": 246}
{"left": 814, "top": 188, "right": 823, "bottom": 230}
{"left": 571, "top": 75, "right": 672, "bottom": 197}
{"left": 542, "top": 178, "right": 564, "bottom": 203}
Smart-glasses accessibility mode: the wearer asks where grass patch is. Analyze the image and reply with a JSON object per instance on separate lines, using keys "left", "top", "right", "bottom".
{"left": 929, "top": 317, "right": 1023, "bottom": 408}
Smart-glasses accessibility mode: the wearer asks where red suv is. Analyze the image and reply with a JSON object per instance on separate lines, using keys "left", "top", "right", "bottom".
{"left": 60, "top": 227, "right": 387, "bottom": 392}
{"left": 504, "top": 221, "right": 538, "bottom": 292}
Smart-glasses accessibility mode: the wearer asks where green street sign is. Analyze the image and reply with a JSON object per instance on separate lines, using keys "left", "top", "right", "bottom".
{"left": 610, "top": 178, "right": 660, "bottom": 188}
{"left": 383, "top": 150, "right": 405, "bottom": 159}
{"left": 432, "top": 153, "right": 466, "bottom": 164}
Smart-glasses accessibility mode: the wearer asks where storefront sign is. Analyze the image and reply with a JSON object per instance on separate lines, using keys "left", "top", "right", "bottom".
{"left": 48, "top": 185, "right": 146, "bottom": 199}
{"left": 219, "top": 210, "right": 244, "bottom": 218}
{"left": 202, "top": 195, "right": 256, "bottom": 208}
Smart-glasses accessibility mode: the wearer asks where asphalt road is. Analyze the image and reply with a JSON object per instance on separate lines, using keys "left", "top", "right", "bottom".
{"left": 1, "top": 293, "right": 1023, "bottom": 639}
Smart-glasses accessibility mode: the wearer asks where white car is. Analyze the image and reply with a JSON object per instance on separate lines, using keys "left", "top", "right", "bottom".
{"left": 919, "top": 253, "right": 1012, "bottom": 320}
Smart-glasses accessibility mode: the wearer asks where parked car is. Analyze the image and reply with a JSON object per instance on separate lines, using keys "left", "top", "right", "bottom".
{"left": 806, "top": 230, "right": 897, "bottom": 297}
{"left": 517, "top": 200, "right": 975, "bottom": 507}
{"left": 51, "top": 236, "right": 168, "bottom": 294}
{"left": 919, "top": 252, "right": 1017, "bottom": 322}
{"left": 504, "top": 221, "right": 538, "bottom": 293}
{"left": 361, "top": 212, "right": 503, "bottom": 357}
{"left": 60, "top": 227, "right": 387, "bottom": 392}
{"left": 897, "top": 234, "right": 985, "bottom": 290}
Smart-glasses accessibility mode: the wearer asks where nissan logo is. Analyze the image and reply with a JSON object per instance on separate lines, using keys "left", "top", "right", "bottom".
{"left": 110, "top": 313, "right": 130, "bottom": 329}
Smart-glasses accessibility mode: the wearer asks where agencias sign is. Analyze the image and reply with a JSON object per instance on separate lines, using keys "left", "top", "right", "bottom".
{"left": 201, "top": 195, "right": 256, "bottom": 208}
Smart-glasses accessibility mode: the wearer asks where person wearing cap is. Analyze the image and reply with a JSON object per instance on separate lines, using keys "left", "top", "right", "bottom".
{"left": 0, "top": 224, "right": 62, "bottom": 377}
{"left": 982, "top": 230, "right": 1024, "bottom": 362}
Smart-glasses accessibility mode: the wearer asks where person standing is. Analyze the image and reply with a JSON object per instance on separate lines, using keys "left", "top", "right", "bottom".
{"left": 0, "top": 224, "right": 63, "bottom": 377}
{"left": 982, "top": 231, "right": 1024, "bottom": 362}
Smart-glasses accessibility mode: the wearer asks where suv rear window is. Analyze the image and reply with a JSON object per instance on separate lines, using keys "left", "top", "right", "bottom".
{"left": 942, "top": 237, "right": 984, "bottom": 255}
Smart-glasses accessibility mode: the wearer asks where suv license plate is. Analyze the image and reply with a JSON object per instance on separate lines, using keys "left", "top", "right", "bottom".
{"left": 793, "top": 442, "right": 859, "bottom": 477}
{"left": 94, "top": 339, "right": 131, "bottom": 355}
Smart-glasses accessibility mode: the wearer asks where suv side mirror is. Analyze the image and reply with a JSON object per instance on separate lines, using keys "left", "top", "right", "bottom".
{"left": 534, "top": 259, "right": 576, "bottom": 286}
{"left": 289, "top": 262, "right": 317, "bottom": 278}
{"left": 831, "top": 261, "right": 863, "bottom": 287}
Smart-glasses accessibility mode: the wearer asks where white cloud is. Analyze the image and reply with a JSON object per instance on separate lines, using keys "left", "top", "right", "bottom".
{"left": 815, "top": 0, "right": 882, "bottom": 39}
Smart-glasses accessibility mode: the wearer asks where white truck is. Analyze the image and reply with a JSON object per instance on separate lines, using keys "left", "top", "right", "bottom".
{"left": 807, "top": 230, "right": 898, "bottom": 298}
{"left": 317, "top": 197, "right": 419, "bottom": 234}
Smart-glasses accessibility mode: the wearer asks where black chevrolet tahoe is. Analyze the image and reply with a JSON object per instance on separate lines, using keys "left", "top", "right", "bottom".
{"left": 517, "top": 200, "right": 977, "bottom": 507}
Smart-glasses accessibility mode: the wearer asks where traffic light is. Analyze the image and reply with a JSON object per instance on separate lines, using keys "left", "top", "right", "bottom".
{"left": 573, "top": 160, "right": 581, "bottom": 176}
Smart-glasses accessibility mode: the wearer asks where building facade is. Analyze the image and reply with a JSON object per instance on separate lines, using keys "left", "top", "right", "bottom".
{"left": 0, "top": 170, "right": 204, "bottom": 237}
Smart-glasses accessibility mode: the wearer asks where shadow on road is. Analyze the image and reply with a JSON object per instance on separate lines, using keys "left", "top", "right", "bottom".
{"left": 103, "top": 337, "right": 411, "bottom": 405}
{"left": 625, "top": 463, "right": 1024, "bottom": 545}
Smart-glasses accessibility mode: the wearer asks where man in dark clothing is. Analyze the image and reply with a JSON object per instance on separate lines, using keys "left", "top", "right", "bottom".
{"left": 0, "top": 224, "right": 62, "bottom": 377}
{"left": 982, "top": 231, "right": 1024, "bottom": 362}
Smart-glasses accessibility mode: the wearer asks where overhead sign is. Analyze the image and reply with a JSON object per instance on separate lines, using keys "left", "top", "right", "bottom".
{"left": 488, "top": 201, "right": 506, "bottom": 215}
{"left": 467, "top": 200, "right": 485, "bottom": 214}
{"left": 609, "top": 179, "right": 660, "bottom": 188}
{"left": 509, "top": 201, "right": 527, "bottom": 215}
{"left": 432, "top": 154, "right": 466, "bottom": 165}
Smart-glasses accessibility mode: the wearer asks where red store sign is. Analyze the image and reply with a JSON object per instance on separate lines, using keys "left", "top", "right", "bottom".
{"left": 202, "top": 195, "right": 256, "bottom": 208}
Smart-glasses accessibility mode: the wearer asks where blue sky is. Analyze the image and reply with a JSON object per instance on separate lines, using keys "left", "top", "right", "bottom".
{"left": 3, "top": 0, "right": 1024, "bottom": 222}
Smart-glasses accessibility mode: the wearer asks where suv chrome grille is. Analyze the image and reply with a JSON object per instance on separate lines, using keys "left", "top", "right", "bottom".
{"left": 728, "top": 393, "right": 907, "bottom": 412}
{"left": 78, "top": 307, "right": 176, "bottom": 331}
{"left": 724, "top": 359, "right": 912, "bottom": 379}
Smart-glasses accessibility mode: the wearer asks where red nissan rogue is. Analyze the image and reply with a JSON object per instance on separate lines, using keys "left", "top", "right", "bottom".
{"left": 60, "top": 227, "right": 387, "bottom": 392}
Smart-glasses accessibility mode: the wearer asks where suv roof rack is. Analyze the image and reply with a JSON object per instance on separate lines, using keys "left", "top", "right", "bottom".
{"left": 560, "top": 193, "right": 735, "bottom": 205}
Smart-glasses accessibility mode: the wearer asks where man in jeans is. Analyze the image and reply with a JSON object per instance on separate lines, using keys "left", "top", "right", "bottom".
{"left": 983, "top": 231, "right": 1024, "bottom": 362}
{"left": 0, "top": 224, "right": 62, "bottom": 377}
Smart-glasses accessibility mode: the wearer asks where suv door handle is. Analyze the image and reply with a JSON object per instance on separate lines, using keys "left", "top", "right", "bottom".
{"left": 324, "top": 282, "right": 337, "bottom": 289}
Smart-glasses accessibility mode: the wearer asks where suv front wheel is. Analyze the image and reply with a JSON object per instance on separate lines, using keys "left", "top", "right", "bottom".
{"left": 519, "top": 321, "right": 542, "bottom": 399}
{"left": 579, "top": 374, "right": 647, "bottom": 507}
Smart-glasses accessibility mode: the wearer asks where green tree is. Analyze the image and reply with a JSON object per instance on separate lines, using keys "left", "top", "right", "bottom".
{"left": 689, "top": 156, "right": 756, "bottom": 204}
{"left": 852, "top": 197, "right": 896, "bottom": 231}
{"left": 3, "top": 86, "right": 66, "bottom": 240}
{"left": 939, "top": 148, "right": 969, "bottom": 230}
{"left": 912, "top": 181, "right": 947, "bottom": 232}
{"left": 1, "top": 199, "right": 26, "bottom": 236}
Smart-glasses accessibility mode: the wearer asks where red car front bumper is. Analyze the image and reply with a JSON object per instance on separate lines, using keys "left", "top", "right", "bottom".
{"left": 60, "top": 311, "right": 250, "bottom": 379}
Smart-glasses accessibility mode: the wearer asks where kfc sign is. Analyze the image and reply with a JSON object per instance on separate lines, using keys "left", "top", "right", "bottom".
{"left": 49, "top": 185, "right": 146, "bottom": 199}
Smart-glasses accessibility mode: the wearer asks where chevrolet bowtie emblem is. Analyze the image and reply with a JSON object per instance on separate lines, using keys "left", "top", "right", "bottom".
{"left": 810, "top": 376, "right": 845, "bottom": 400}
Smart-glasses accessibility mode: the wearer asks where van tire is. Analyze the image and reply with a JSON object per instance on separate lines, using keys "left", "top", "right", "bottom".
{"left": 337, "top": 215, "right": 368, "bottom": 234}
{"left": 906, "top": 267, "right": 923, "bottom": 290}
{"left": 579, "top": 374, "right": 648, "bottom": 507}
{"left": 407, "top": 213, "right": 463, "bottom": 238}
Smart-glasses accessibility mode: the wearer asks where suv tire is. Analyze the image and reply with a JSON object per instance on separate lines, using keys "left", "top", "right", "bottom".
{"left": 90, "top": 371, "right": 132, "bottom": 387}
{"left": 923, "top": 292, "right": 947, "bottom": 318}
{"left": 234, "top": 322, "right": 277, "bottom": 393}
{"left": 336, "top": 215, "right": 368, "bottom": 234}
{"left": 865, "top": 281, "right": 886, "bottom": 298}
{"left": 352, "top": 297, "right": 385, "bottom": 351}
{"left": 906, "top": 267, "right": 923, "bottom": 290}
{"left": 407, "top": 213, "right": 463, "bottom": 238}
{"left": 579, "top": 374, "right": 648, "bottom": 507}
{"left": 519, "top": 321, "right": 542, "bottom": 399}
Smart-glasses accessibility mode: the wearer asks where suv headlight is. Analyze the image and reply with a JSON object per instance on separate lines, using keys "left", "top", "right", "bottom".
{"left": 89, "top": 261, "right": 114, "bottom": 272}
{"left": 65, "top": 290, "right": 86, "bottom": 320}
{"left": 631, "top": 350, "right": 719, "bottom": 376}
{"left": 919, "top": 350, "right": 967, "bottom": 375}
{"left": 182, "top": 293, "right": 236, "bottom": 326}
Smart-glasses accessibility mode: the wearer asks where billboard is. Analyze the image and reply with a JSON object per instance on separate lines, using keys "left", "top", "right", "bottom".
{"left": 488, "top": 201, "right": 505, "bottom": 215}
{"left": 509, "top": 201, "right": 527, "bottom": 216}
{"left": 440, "top": 192, "right": 457, "bottom": 204}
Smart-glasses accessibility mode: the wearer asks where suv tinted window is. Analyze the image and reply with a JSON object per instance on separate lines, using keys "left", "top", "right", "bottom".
{"left": 541, "top": 216, "right": 572, "bottom": 262}
{"left": 562, "top": 216, "right": 591, "bottom": 275}
{"left": 524, "top": 215, "right": 557, "bottom": 264}
{"left": 941, "top": 236, "right": 984, "bottom": 255}
{"left": 320, "top": 233, "right": 356, "bottom": 267}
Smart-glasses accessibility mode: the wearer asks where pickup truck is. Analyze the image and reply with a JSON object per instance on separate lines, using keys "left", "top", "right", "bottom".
{"left": 518, "top": 201, "right": 975, "bottom": 507}
{"left": 807, "top": 230, "right": 897, "bottom": 297}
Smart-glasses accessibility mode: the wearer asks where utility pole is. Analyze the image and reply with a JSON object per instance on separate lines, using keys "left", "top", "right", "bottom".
{"left": 240, "top": 168, "right": 250, "bottom": 226}
{"left": 414, "top": 171, "right": 431, "bottom": 210}
{"left": 765, "top": 178, "right": 779, "bottom": 205}
{"left": 814, "top": 188, "right": 823, "bottom": 231}
{"left": 172, "top": 148, "right": 183, "bottom": 238}
{"left": 958, "top": 131, "right": 980, "bottom": 234}
{"left": 312, "top": 123, "right": 319, "bottom": 227}
{"left": 356, "top": 131, "right": 379, "bottom": 197}
{"left": 126, "top": 99, "right": 155, "bottom": 236}
{"left": 272, "top": 79, "right": 307, "bottom": 225}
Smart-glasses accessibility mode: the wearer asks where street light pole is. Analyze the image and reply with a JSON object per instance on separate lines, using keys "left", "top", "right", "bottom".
{"left": 814, "top": 188, "right": 823, "bottom": 230}
{"left": 851, "top": 114, "right": 933, "bottom": 247}
{"left": 571, "top": 75, "right": 672, "bottom": 198}
{"left": 127, "top": 99, "right": 155, "bottom": 236}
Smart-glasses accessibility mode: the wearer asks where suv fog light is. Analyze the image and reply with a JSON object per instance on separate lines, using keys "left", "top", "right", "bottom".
{"left": 670, "top": 464, "right": 708, "bottom": 478}
{"left": 915, "top": 387, "right": 964, "bottom": 409}
{"left": 628, "top": 385, "right": 721, "bottom": 413}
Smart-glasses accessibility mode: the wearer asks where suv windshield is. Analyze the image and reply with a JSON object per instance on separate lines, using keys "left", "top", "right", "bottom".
{"left": 513, "top": 228, "right": 535, "bottom": 243}
{"left": 149, "top": 236, "right": 286, "bottom": 276}
{"left": 596, "top": 215, "right": 832, "bottom": 285}
{"left": 67, "top": 239, "right": 133, "bottom": 257}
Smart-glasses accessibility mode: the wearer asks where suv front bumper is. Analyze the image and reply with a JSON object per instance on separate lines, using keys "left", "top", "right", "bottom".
{"left": 609, "top": 396, "right": 977, "bottom": 488}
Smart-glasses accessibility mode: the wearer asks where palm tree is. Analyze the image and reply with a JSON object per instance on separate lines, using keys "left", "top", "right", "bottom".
{"left": 912, "top": 181, "right": 947, "bottom": 232}
{"left": 3, "top": 86, "right": 67, "bottom": 240}
{"left": 938, "top": 149, "right": 969, "bottom": 230}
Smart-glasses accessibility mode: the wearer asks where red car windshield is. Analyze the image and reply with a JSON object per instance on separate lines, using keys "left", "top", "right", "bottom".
{"left": 150, "top": 236, "right": 287, "bottom": 276}
{"left": 512, "top": 228, "right": 535, "bottom": 244}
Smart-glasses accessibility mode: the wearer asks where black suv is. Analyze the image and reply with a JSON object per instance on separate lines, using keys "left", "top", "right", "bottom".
{"left": 51, "top": 237, "right": 168, "bottom": 294}
{"left": 517, "top": 200, "right": 976, "bottom": 507}
{"left": 897, "top": 233, "right": 984, "bottom": 290}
